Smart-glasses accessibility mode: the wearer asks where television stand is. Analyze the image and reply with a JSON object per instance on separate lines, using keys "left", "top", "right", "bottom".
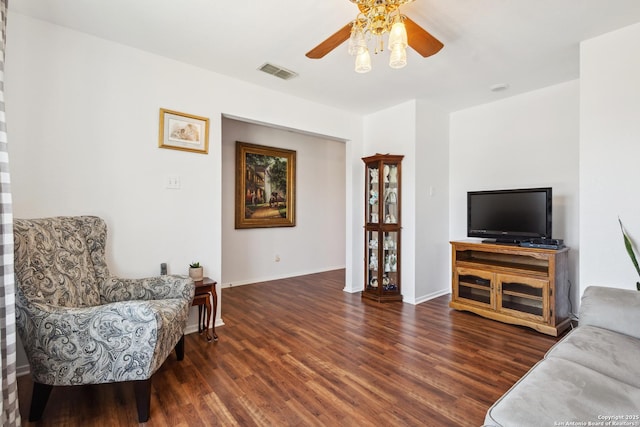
{"left": 449, "top": 240, "right": 571, "bottom": 336}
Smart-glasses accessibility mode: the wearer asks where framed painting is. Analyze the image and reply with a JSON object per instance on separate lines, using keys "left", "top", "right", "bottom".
{"left": 235, "top": 141, "right": 296, "bottom": 229}
{"left": 158, "top": 108, "right": 209, "bottom": 154}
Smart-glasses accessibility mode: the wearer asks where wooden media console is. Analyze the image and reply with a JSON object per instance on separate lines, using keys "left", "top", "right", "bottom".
{"left": 450, "top": 240, "right": 571, "bottom": 336}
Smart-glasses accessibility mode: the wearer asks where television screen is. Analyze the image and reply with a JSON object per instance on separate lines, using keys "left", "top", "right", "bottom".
{"left": 467, "top": 187, "right": 552, "bottom": 243}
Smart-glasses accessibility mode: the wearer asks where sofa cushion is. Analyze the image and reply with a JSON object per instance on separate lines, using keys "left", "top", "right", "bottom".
{"left": 484, "top": 357, "right": 640, "bottom": 427}
{"left": 546, "top": 325, "right": 640, "bottom": 388}
{"left": 580, "top": 286, "right": 640, "bottom": 339}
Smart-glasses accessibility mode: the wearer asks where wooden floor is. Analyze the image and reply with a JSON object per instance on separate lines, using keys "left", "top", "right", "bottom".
{"left": 17, "top": 269, "right": 561, "bottom": 426}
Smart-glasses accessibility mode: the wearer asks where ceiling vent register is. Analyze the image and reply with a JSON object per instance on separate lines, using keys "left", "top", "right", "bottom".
{"left": 258, "top": 63, "right": 299, "bottom": 80}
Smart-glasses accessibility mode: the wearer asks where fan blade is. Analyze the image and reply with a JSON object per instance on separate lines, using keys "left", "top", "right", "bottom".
{"left": 403, "top": 16, "right": 443, "bottom": 58}
{"left": 306, "top": 23, "right": 353, "bottom": 59}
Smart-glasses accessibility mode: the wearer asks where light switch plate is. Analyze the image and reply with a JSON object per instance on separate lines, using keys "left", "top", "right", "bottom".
{"left": 166, "top": 175, "right": 181, "bottom": 189}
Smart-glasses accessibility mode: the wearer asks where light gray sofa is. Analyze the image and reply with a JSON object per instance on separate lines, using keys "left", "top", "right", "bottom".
{"left": 484, "top": 286, "right": 640, "bottom": 427}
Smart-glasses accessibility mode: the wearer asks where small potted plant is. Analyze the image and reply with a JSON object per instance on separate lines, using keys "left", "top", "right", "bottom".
{"left": 189, "top": 262, "right": 203, "bottom": 282}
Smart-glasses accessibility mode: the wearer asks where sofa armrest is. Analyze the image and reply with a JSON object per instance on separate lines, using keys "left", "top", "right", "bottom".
{"left": 579, "top": 286, "right": 640, "bottom": 339}
{"left": 100, "top": 275, "right": 195, "bottom": 304}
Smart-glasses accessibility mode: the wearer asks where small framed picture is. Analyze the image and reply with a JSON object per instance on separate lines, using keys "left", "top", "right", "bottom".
{"left": 158, "top": 108, "right": 209, "bottom": 154}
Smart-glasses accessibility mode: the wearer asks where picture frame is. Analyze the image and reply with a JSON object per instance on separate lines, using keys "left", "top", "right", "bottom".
{"left": 235, "top": 141, "right": 296, "bottom": 229}
{"left": 158, "top": 108, "right": 209, "bottom": 154}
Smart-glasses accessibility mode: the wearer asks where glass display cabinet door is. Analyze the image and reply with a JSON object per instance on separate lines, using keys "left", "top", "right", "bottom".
{"left": 366, "top": 164, "right": 379, "bottom": 224}
{"left": 366, "top": 230, "right": 380, "bottom": 290}
{"left": 381, "top": 231, "right": 399, "bottom": 293}
{"left": 382, "top": 162, "right": 399, "bottom": 224}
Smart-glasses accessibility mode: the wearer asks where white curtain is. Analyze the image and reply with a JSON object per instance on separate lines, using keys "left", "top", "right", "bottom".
{"left": 0, "top": 0, "right": 21, "bottom": 425}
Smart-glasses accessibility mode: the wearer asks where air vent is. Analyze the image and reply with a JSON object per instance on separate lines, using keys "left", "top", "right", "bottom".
{"left": 258, "top": 63, "right": 298, "bottom": 80}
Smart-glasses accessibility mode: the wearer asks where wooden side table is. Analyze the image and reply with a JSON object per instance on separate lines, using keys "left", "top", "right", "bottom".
{"left": 192, "top": 277, "right": 218, "bottom": 342}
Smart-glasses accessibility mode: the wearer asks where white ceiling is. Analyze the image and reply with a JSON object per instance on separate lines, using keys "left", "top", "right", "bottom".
{"left": 9, "top": 0, "right": 640, "bottom": 114}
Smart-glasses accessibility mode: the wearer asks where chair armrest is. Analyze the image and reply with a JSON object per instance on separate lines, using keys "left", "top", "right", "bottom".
{"left": 16, "top": 299, "right": 162, "bottom": 385}
{"left": 100, "top": 275, "right": 195, "bottom": 304}
{"left": 579, "top": 286, "right": 640, "bottom": 339}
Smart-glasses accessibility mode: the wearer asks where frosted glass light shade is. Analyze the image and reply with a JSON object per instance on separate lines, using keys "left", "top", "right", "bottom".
{"left": 389, "top": 44, "right": 407, "bottom": 69}
{"left": 355, "top": 48, "right": 372, "bottom": 73}
{"left": 388, "top": 21, "right": 408, "bottom": 50}
{"left": 348, "top": 29, "right": 357, "bottom": 55}
{"left": 348, "top": 26, "right": 367, "bottom": 56}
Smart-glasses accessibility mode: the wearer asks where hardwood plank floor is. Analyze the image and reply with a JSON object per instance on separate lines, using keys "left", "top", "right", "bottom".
{"left": 17, "top": 269, "right": 561, "bottom": 426}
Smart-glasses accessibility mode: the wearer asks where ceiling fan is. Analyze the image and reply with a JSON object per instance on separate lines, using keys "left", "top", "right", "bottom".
{"left": 306, "top": 0, "right": 443, "bottom": 72}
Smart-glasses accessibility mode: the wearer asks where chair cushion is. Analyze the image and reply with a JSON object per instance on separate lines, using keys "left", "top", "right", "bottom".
{"left": 14, "top": 216, "right": 104, "bottom": 307}
{"left": 26, "top": 300, "right": 162, "bottom": 384}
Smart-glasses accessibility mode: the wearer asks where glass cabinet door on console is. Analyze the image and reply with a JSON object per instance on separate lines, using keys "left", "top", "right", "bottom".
{"left": 497, "top": 274, "right": 549, "bottom": 323}
{"left": 454, "top": 267, "right": 494, "bottom": 310}
{"left": 363, "top": 154, "right": 403, "bottom": 303}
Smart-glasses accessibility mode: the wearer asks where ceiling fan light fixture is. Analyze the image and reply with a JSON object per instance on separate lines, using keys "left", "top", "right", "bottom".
{"left": 355, "top": 48, "right": 372, "bottom": 73}
{"left": 389, "top": 44, "right": 407, "bottom": 69}
{"left": 350, "top": 1, "right": 413, "bottom": 72}
{"left": 305, "top": 0, "right": 444, "bottom": 70}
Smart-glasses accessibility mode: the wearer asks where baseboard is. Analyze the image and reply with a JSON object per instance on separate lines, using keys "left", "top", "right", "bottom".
{"left": 184, "top": 318, "right": 225, "bottom": 335}
{"left": 413, "top": 289, "right": 451, "bottom": 305}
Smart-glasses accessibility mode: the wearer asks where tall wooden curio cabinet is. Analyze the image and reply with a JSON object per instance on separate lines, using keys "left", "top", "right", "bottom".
{"left": 363, "top": 154, "right": 403, "bottom": 302}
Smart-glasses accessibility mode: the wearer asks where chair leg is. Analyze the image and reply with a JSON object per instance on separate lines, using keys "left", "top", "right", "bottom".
{"left": 134, "top": 378, "right": 152, "bottom": 423}
{"left": 29, "top": 382, "right": 53, "bottom": 421}
{"left": 175, "top": 334, "right": 185, "bottom": 361}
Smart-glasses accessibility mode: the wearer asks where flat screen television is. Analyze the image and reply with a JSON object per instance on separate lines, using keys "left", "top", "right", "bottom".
{"left": 467, "top": 187, "right": 552, "bottom": 243}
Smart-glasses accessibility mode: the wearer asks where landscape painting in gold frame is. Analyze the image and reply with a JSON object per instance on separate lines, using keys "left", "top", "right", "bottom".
{"left": 235, "top": 141, "right": 296, "bottom": 229}
{"left": 159, "top": 108, "right": 209, "bottom": 154}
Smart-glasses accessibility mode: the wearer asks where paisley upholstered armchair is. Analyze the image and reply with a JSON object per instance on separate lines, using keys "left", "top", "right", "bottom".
{"left": 13, "top": 216, "right": 195, "bottom": 422}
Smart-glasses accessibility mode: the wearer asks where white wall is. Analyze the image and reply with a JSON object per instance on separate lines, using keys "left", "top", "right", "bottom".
{"left": 449, "top": 80, "right": 580, "bottom": 308}
{"left": 361, "top": 100, "right": 450, "bottom": 304}
{"left": 220, "top": 118, "right": 346, "bottom": 286}
{"left": 580, "top": 23, "right": 640, "bottom": 292}
{"left": 415, "top": 100, "right": 450, "bottom": 302}
{"left": 6, "top": 13, "right": 363, "bottom": 370}
{"left": 363, "top": 101, "right": 418, "bottom": 302}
